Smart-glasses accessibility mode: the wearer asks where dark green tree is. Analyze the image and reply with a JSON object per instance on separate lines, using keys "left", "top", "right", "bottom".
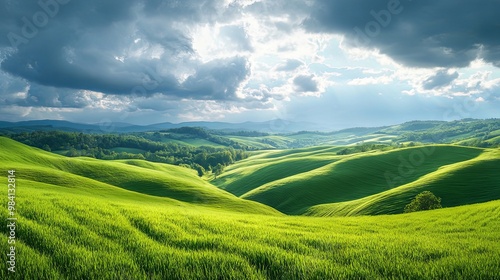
{"left": 213, "top": 163, "right": 224, "bottom": 179}
{"left": 42, "top": 144, "right": 51, "bottom": 152}
{"left": 66, "top": 148, "right": 80, "bottom": 157}
{"left": 404, "top": 191, "right": 442, "bottom": 213}
{"left": 192, "top": 163, "right": 206, "bottom": 177}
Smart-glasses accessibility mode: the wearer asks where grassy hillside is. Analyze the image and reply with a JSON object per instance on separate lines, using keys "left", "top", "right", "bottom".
{"left": 305, "top": 148, "right": 500, "bottom": 216}
{"left": 214, "top": 145, "right": 500, "bottom": 215}
{"left": 1, "top": 137, "right": 500, "bottom": 279}
{"left": 0, "top": 137, "right": 277, "bottom": 215}
{"left": 213, "top": 146, "right": 343, "bottom": 196}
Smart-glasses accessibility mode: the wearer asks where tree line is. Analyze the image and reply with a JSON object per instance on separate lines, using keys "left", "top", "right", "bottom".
{"left": 5, "top": 131, "right": 247, "bottom": 176}
{"left": 158, "top": 127, "right": 250, "bottom": 150}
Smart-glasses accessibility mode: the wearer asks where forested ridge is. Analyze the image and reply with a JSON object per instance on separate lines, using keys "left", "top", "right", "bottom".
{"left": 5, "top": 130, "right": 246, "bottom": 176}
{"left": 393, "top": 119, "right": 500, "bottom": 147}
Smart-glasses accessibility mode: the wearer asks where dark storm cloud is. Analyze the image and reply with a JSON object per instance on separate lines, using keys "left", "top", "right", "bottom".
{"left": 293, "top": 74, "right": 318, "bottom": 92}
{"left": 0, "top": 0, "right": 248, "bottom": 101}
{"left": 422, "top": 70, "right": 459, "bottom": 90}
{"left": 0, "top": 0, "right": 138, "bottom": 48}
{"left": 1, "top": 40, "right": 181, "bottom": 95}
{"left": 275, "top": 59, "right": 303, "bottom": 72}
{"left": 303, "top": 0, "right": 500, "bottom": 68}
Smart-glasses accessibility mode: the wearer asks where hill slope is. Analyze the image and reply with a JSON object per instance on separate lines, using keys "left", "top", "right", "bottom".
{"left": 213, "top": 145, "right": 500, "bottom": 215}
{"left": 0, "top": 137, "right": 278, "bottom": 215}
{"left": 213, "top": 146, "right": 343, "bottom": 196}
{"left": 305, "top": 148, "right": 500, "bottom": 216}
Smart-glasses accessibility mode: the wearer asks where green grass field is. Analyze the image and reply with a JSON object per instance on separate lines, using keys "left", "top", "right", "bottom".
{"left": 1, "top": 137, "right": 500, "bottom": 279}
{"left": 214, "top": 145, "right": 500, "bottom": 216}
{"left": 213, "top": 146, "right": 343, "bottom": 196}
{"left": 305, "top": 148, "right": 500, "bottom": 217}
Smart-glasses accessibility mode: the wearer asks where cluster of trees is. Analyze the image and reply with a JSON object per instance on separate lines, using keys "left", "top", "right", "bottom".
{"left": 158, "top": 127, "right": 250, "bottom": 150}
{"left": 335, "top": 142, "right": 431, "bottom": 156}
{"left": 336, "top": 143, "right": 395, "bottom": 155}
{"left": 216, "top": 130, "right": 270, "bottom": 137}
{"left": 404, "top": 191, "right": 442, "bottom": 213}
{"left": 458, "top": 137, "right": 500, "bottom": 148}
{"left": 7, "top": 131, "right": 247, "bottom": 176}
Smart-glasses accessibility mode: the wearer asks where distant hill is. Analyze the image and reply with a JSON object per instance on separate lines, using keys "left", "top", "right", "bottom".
{"left": 1, "top": 118, "right": 499, "bottom": 150}
{"left": 0, "top": 119, "right": 328, "bottom": 133}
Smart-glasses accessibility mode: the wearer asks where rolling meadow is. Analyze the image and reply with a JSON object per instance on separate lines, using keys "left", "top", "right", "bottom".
{"left": 1, "top": 136, "right": 500, "bottom": 279}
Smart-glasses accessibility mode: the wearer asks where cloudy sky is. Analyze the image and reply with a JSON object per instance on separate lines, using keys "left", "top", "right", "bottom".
{"left": 0, "top": 0, "right": 499, "bottom": 129}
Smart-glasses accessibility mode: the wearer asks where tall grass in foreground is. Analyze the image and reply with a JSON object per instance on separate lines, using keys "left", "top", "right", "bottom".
{"left": 2, "top": 180, "right": 500, "bottom": 279}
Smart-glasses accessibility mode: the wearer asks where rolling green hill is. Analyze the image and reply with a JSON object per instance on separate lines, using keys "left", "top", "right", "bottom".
{"left": 213, "top": 145, "right": 500, "bottom": 215}
{"left": 213, "top": 146, "right": 343, "bottom": 196}
{"left": 1, "top": 137, "right": 500, "bottom": 279}
{"left": 305, "top": 148, "right": 500, "bottom": 217}
{"left": 0, "top": 137, "right": 278, "bottom": 215}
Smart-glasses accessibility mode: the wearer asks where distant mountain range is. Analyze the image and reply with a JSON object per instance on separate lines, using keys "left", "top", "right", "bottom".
{"left": 1, "top": 118, "right": 499, "bottom": 138}
{"left": 0, "top": 119, "right": 330, "bottom": 133}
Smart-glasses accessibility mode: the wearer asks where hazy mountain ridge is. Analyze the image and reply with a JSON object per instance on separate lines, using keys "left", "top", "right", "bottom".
{"left": 0, "top": 119, "right": 326, "bottom": 133}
